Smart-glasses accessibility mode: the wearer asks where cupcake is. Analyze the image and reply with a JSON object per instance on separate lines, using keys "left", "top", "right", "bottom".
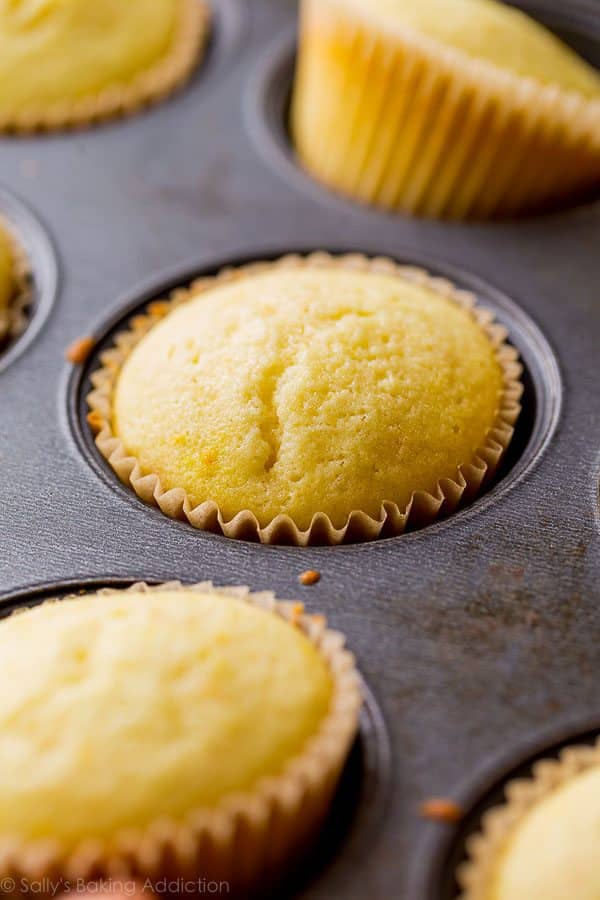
{"left": 0, "top": 582, "right": 361, "bottom": 895}
{"left": 0, "top": 218, "right": 29, "bottom": 346}
{"left": 0, "top": 0, "right": 210, "bottom": 132}
{"left": 459, "top": 737, "right": 600, "bottom": 898}
{"left": 87, "top": 253, "right": 522, "bottom": 545}
{"left": 291, "top": 0, "right": 600, "bottom": 219}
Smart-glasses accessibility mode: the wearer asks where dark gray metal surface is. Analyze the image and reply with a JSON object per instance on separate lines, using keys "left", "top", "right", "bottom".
{"left": 0, "top": 1, "right": 599, "bottom": 898}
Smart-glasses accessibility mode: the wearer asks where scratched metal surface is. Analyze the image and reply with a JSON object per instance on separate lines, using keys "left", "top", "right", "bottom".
{"left": 0, "top": 1, "right": 599, "bottom": 898}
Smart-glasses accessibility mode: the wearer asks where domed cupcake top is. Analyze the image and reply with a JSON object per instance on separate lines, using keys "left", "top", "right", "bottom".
{"left": 0, "top": 0, "right": 208, "bottom": 130}
{"left": 343, "top": 0, "right": 600, "bottom": 96}
{"left": 108, "top": 260, "right": 511, "bottom": 536}
{"left": 0, "top": 586, "right": 334, "bottom": 846}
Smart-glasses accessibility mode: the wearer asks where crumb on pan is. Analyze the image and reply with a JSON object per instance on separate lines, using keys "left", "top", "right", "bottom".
{"left": 66, "top": 335, "right": 95, "bottom": 364}
{"left": 420, "top": 798, "right": 464, "bottom": 823}
{"left": 299, "top": 570, "right": 321, "bottom": 586}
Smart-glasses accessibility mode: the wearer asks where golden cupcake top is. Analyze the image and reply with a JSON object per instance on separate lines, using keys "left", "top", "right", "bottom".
{"left": 0, "top": 0, "right": 208, "bottom": 129}
{"left": 0, "top": 587, "right": 333, "bottom": 846}
{"left": 485, "top": 763, "right": 600, "bottom": 899}
{"left": 0, "top": 222, "right": 16, "bottom": 340}
{"left": 341, "top": 0, "right": 600, "bottom": 96}
{"left": 111, "top": 263, "right": 506, "bottom": 532}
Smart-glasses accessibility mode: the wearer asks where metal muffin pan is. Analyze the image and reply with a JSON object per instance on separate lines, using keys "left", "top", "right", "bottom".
{"left": 0, "top": 0, "right": 599, "bottom": 897}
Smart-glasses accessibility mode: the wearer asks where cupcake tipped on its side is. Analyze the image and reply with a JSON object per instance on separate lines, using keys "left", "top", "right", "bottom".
{"left": 291, "top": 0, "right": 600, "bottom": 219}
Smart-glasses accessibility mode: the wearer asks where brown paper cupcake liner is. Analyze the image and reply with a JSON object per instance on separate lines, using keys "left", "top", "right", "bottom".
{"left": 292, "top": 0, "right": 600, "bottom": 219}
{"left": 86, "top": 252, "right": 523, "bottom": 546}
{"left": 0, "top": 581, "right": 362, "bottom": 896}
{"left": 0, "top": 0, "right": 210, "bottom": 134}
{"left": 0, "top": 215, "right": 33, "bottom": 347}
{"left": 458, "top": 736, "right": 600, "bottom": 898}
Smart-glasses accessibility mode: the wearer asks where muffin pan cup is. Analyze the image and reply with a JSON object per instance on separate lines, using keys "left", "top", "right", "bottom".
{"left": 84, "top": 252, "right": 523, "bottom": 545}
{"left": 0, "top": 186, "right": 57, "bottom": 373}
{"left": 0, "top": 211, "right": 32, "bottom": 345}
{"left": 0, "top": 579, "right": 392, "bottom": 900}
{"left": 0, "top": 0, "right": 599, "bottom": 898}
{"left": 0, "top": 582, "right": 363, "bottom": 898}
{"left": 457, "top": 733, "right": 600, "bottom": 898}
{"left": 416, "top": 718, "right": 600, "bottom": 900}
{"left": 291, "top": 0, "right": 600, "bottom": 219}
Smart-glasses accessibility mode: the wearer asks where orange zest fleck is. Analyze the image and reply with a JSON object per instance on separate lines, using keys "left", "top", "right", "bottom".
{"left": 148, "top": 301, "right": 172, "bottom": 317}
{"left": 86, "top": 411, "right": 105, "bottom": 433}
{"left": 289, "top": 603, "right": 305, "bottom": 626}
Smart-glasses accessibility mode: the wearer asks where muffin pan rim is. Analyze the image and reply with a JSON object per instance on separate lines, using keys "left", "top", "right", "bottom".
{"left": 66, "top": 245, "right": 562, "bottom": 549}
{"left": 0, "top": 575, "right": 394, "bottom": 892}
{"left": 198, "top": 0, "right": 249, "bottom": 87}
{"left": 0, "top": 186, "right": 58, "bottom": 374}
{"left": 412, "top": 713, "right": 600, "bottom": 900}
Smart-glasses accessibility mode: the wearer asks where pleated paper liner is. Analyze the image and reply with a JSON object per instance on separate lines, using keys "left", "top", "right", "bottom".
{"left": 291, "top": 0, "right": 600, "bottom": 220}
{"left": 457, "top": 737, "right": 600, "bottom": 898}
{"left": 0, "top": 581, "right": 362, "bottom": 897}
{"left": 86, "top": 252, "right": 523, "bottom": 546}
{"left": 0, "top": 0, "right": 210, "bottom": 133}
{"left": 0, "top": 215, "right": 33, "bottom": 348}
